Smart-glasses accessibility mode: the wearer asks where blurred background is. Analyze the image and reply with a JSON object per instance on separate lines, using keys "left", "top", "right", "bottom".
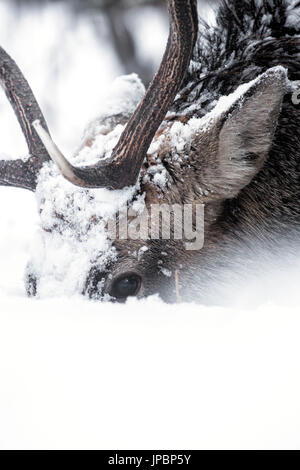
{"left": 0, "top": 0, "right": 217, "bottom": 157}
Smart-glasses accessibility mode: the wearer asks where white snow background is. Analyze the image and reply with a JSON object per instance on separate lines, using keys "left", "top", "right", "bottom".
{"left": 0, "top": 0, "right": 300, "bottom": 450}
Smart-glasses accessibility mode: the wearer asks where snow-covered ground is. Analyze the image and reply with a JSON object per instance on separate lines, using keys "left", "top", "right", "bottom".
{"left": 0, "top": 0, "right": 300, "bottom": 450}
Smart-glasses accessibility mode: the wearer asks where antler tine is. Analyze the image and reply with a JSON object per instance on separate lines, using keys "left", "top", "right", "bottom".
{"left": 0, "top": 46, "right": 50, "bottom": 191}
{"left": 34, "top": 0, "right": 198, "bottom": 190}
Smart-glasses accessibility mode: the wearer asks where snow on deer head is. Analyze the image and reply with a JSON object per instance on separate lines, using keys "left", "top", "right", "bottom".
{"left": 0, "top": 0, "right": 299, "bottom": 303}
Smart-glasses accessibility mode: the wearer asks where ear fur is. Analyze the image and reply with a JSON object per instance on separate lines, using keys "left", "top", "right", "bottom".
{"left": 216, "top": 67, "right": 288, "bottom": 198}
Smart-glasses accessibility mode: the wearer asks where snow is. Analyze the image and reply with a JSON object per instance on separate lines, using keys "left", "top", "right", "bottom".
{"left": 33, "top": 160, "right": 140, "bottom": 297}
{"left": 0, "top": 0, "right": 300, "bottom": 450}
{"left": 1, "top": 287, "right": 300, "bottom": 450}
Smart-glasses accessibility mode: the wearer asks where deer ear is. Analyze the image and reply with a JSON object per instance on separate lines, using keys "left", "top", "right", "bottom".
{"left": 216, "top": 67, "right": 288, "bottom": 198}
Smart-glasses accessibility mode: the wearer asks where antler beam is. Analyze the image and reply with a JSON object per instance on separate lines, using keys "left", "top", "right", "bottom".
{"left": 34, "top": 0, "right": 198, "bottom": 190}
{"left": 0, "top": 46, "right": 50, "bottom": 190}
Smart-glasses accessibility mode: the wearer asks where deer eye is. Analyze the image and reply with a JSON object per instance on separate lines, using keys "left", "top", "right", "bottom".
{"left": 111, "top": 273, "right": 142, "bottom": 299}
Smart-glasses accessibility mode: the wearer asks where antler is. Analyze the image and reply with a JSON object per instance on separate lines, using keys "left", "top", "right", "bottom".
{"left": 34, "top": 0, "right": 198, "bottom": 190}
{"left": 0, "top": 46, "right": 50, "bottom": 191}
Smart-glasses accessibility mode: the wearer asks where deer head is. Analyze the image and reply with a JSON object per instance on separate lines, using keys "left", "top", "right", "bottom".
{"left": 0, "top": 0, "right": 291, "bottom": 303}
